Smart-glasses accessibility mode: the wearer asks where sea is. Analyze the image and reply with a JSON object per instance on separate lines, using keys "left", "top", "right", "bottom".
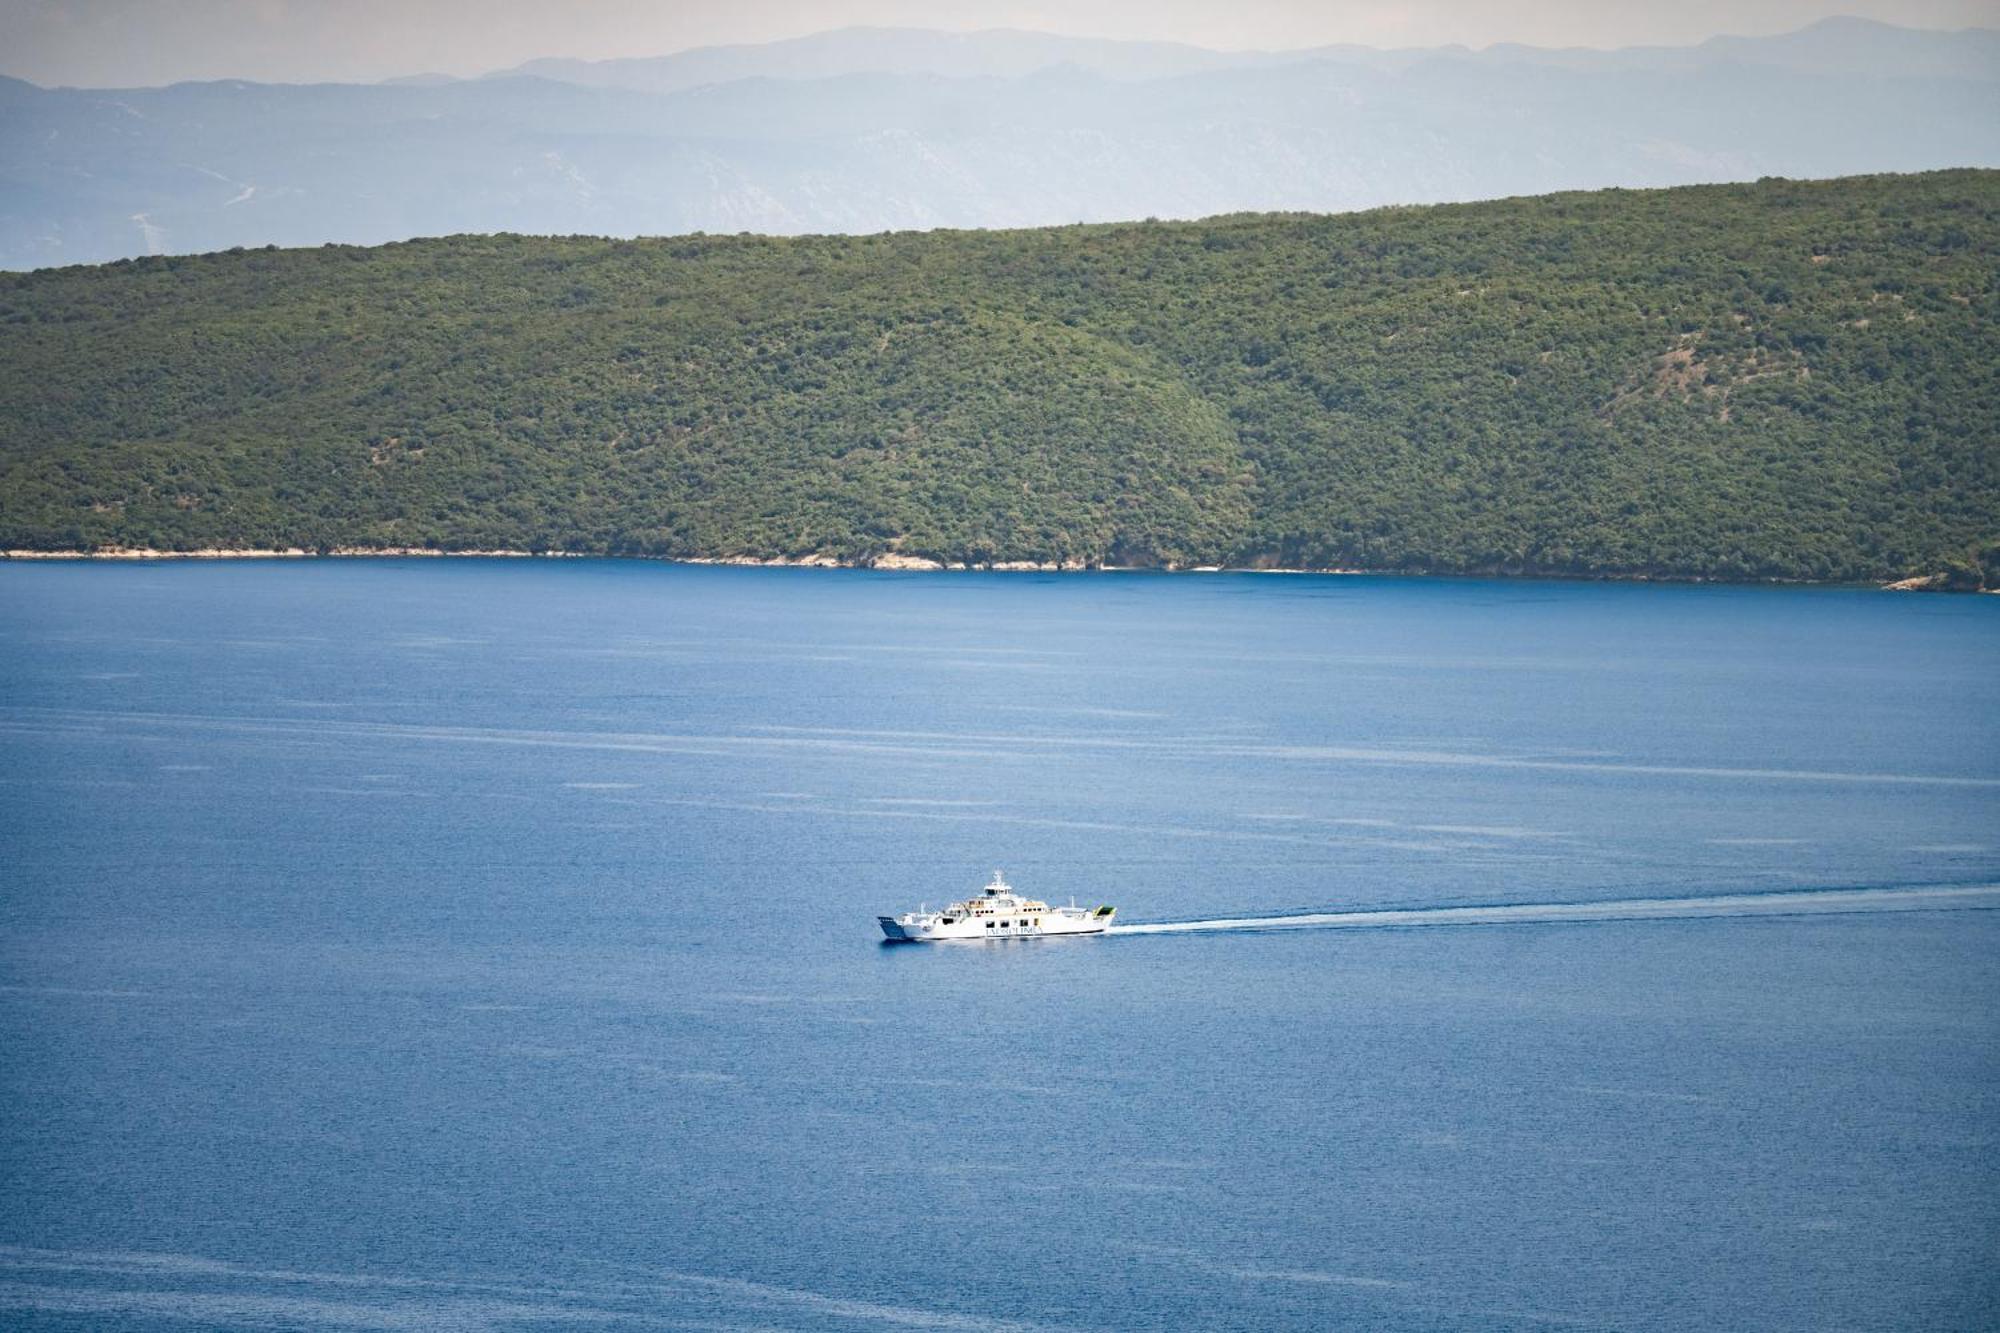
{"left": 1, "top": 560, "right": 1995, "bottom": 1331}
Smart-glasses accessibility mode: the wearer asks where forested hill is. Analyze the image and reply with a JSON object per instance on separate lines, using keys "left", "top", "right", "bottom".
{"left": 1, "top": 171, "right": 1996, "bottom": 584}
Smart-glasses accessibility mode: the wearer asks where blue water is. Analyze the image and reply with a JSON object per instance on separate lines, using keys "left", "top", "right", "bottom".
{"left": 1, "top": 561, "right": 1996, "bottom": 1331}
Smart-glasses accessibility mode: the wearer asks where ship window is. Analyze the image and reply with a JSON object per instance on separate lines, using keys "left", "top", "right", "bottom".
{"left": 985, "top": 922, "right": 994, "bottom": 929}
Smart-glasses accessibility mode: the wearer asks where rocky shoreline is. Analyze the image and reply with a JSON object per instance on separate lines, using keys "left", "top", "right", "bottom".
{"left": 5, "top": 546, "right": 1989, "bottom": 590}
{"left": 0, "top": 546, "right": 1346, "bottom": 574}
{"left": 1, "top": 546, "right": 571, "bottom": 561}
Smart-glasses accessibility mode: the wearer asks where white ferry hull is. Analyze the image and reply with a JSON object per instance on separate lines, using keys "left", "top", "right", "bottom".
{"left": 879, "top": 908, "right": 1115, "bottom": 943}
{"left": 880, "top": 871, "right": 1113, "bottom": 943}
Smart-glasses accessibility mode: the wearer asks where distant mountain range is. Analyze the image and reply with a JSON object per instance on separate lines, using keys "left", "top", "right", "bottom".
{"left": 2, "top": 18, "right": 1995, "bottom": 270}
{"left": 490, "top": 19, "right": 2000, "bottom": 89}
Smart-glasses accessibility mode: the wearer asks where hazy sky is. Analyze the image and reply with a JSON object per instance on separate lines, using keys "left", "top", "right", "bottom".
{"left": 4, "top": 0, "right": 1997, "bottom": 87}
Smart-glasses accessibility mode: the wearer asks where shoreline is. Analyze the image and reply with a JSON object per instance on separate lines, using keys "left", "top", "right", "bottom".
{"left": 0, "top": 546, "right": 1348, "bottom": 575}
{"left": 1, "top": 546, "right": 572, "bottom": 561}
{"left": 2, "top": 546, "right": 1980, "bottom": 591}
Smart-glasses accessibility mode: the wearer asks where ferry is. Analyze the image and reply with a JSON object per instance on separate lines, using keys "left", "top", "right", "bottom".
{"left": 879, "top": 871, "right": 1115, "bottom": 943}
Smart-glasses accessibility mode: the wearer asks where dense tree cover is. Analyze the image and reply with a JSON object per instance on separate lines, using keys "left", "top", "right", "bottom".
{"left": 1, "top": 171, "right": 1995, "bottom": 582}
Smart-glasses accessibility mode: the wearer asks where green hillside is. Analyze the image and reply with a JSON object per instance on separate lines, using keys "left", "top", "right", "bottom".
{"left": 2, "top": 172, "right": 1995, "bottom": 582}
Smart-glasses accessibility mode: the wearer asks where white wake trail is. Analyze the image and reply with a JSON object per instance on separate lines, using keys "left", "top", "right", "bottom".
{"left": 1109, "top": 883, "right": 2000, "bottom": 936}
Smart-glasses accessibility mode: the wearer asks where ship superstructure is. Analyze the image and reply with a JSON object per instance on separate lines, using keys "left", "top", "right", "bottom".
{"left": 879, "top": 871, "right": 1115, "bottom": 942}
